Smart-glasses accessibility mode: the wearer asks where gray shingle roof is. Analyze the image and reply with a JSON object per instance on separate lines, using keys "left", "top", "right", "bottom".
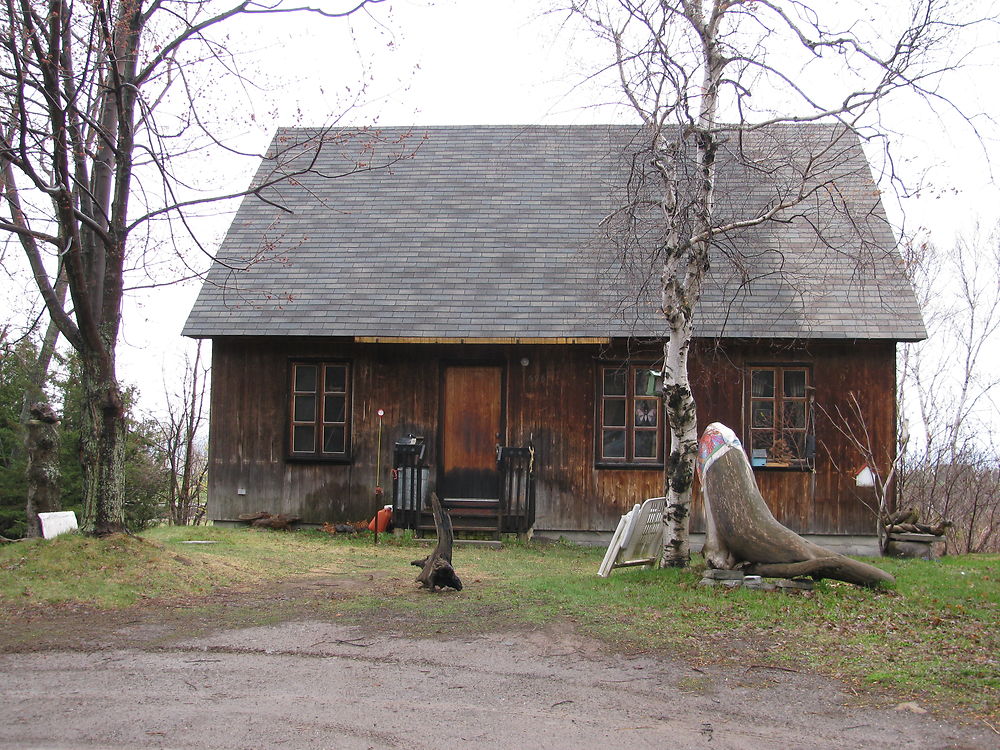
{"left": 183, "top": 124, "right": 926, "bottom": 341}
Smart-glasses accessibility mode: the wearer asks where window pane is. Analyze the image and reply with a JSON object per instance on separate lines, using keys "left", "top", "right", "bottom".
{"left": 604, "top": 399, "right": 626, "bottom": 427}
{"left": 602, "top": 430, "right": 626, "bottom": 458}
{"left": 294, "top": 365, "right": 317, "bottom": 393}
{"left": 783, "top": 370, "right": 807, "bottom": 398}
{"left": 635, "top": 399, "right": 658, "bottom": 427}
{"left": 293, "top": 425, "right": 315, "bottom": 453}
{"left": 293, "top": 394, "right": 316, "bottom": 422}
{"left": 751, "top": 431, "right": 772, "bottom": 452}
{"left": 325, "top": 365, "right": 347, "bottom": 393}
{"left": 635, "top": 369, "right": 658, "bottom": 396}
{"left": 751, "top": 370, "right": 774, "bottom": 398}
{"left": 783, "top": 401, "right": 806, "bottom": 429}
{"left": 786, "top": 432, "right": 806, "bottom": 459}
{"left": 323, "top": 425, "right": 346, "bottom": 454}
{"left": 634, "top": 431, "right": 657, "bottom": 458}
{"left": 751, "top": 401, "right": 774, "bottom": 428}
{"left": 603, "top": 369, "right": 626, "bottom": 396}
{"left": 324, "top": 394, "right": 346, "bottom": 423}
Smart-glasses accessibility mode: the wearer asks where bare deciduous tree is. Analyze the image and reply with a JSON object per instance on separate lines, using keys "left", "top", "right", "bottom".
{"left": 899, "top": 230, "right": 1000, "bottom": 553}
{"left": 565, "top": 0, "right": 989, "bottom": 565}
{"left": 156, "top": 341, "right": 208, "bottom": 526}
{"left": 0, "top": 0, "right": 392, "bottom": 534}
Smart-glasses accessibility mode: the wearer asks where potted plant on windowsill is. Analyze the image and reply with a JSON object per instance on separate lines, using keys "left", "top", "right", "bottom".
{"left": 763, "top": 438, "right": 794, "bottom": 468}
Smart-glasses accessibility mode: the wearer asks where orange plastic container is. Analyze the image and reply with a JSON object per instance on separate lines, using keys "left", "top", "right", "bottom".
{"left": 367, "top": 506, "right": 392, "bottom": 532}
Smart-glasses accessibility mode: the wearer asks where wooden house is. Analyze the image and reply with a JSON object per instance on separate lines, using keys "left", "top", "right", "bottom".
{"left": 183, "top": 125, "right": 925, "bottom": 552}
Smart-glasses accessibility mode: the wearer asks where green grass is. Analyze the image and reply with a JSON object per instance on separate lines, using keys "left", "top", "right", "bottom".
{"left": 0, "top": 526, "right": 413, "bottom": 607}
{"left": 1, "top": 527, "right": 997, "bottom": 721}
{"left": 0, "top": 532, "right": 229, "bottom": 607}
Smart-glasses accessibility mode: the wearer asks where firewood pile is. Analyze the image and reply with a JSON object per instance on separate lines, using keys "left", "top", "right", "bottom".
{"left": 237, "top": 512, "right": 301, "bottom": 530}
{"left": 320, "top": 521, "right": 368, "bottom": 534}
{"left": 883, "top": 507, "right": 951, "bottom": 537}
{"left": 882, "top": 507, "right": 951, "bottom": 560}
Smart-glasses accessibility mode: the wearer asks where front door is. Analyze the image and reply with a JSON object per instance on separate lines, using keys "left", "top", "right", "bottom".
{"left": 440, "top": 365, "right": 503, "bottom": 499}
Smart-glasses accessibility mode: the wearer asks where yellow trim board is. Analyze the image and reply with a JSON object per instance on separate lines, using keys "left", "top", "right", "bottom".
{"left": 353, "top": 336, "right": 611, "bottom": 344}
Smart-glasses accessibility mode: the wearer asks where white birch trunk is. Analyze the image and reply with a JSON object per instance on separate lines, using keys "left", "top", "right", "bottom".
{"left": 659, "top": 0, "right": 723, "bottom": 566}
{"left": 660, "top": 312, "right": 700, "bottom": 565}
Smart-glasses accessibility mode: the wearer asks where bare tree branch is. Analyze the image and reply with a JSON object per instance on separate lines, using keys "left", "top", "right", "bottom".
{"left": 565, "top": 0, "right": 993, "bottom": 566}
{"left": 0, "top": 0, "right": 395, "bottom": 534}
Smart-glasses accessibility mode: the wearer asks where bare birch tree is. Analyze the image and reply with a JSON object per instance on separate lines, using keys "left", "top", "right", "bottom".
{"left": 0, "top": 0, "right": 395, "bottom": 534}
{"left": 565, "top": 0, "right": 990, "bottom": 565}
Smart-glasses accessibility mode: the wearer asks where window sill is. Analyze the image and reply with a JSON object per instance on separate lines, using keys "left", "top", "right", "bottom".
{"left": 286, "top": 455, "right": 353, "bottom": 465}
{"left": 751, "top": 463, "right": 813, "bottom": 472}
{"left": 595, "top": 462, "right": 664, "bottom": 471}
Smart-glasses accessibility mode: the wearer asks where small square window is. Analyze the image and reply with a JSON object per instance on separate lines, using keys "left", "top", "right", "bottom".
{"left": 604, "top": 369, "right": 626, "bottom": 396}
{"left": 295, "top": 365, "right": 317, "bottom": 393}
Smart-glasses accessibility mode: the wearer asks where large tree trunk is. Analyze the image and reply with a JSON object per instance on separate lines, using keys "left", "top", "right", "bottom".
{"left": 79, "top": 349, "right": 127, "bottom": 536}
{"left": 701, "top": 423, "right": 894, "bottom": 588}
{"left": 20, "top": 274, "right": 68, "bottom": 539}
{"left": 24, "top": 404, "right": 61, "bottom": 538}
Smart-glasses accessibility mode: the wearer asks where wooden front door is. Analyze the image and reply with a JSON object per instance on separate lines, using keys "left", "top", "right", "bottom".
{"left": 440, "top": 366, "right": 503, "bottom": 499}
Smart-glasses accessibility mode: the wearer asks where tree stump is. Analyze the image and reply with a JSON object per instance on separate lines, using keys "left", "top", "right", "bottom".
{"left": 25, "top": 403, "right": 61, "bottom": 539}
{"left": 699, "top": 423, "right": 894, "bottom": 588}
{"left": 411, "top": 493, "right": 463, "bottom": 591}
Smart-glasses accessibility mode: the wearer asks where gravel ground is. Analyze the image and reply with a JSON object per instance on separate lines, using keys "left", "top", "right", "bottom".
{"left": 1, "top": 614, "right": 995, "bottom": 750}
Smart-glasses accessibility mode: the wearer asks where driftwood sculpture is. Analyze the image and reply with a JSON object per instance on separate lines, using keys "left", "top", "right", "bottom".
{"left": 411, "top": 493, "right": 463, "bottom": 591}
{"left": 699, "top": 423, "right": 894, "bottom": 588}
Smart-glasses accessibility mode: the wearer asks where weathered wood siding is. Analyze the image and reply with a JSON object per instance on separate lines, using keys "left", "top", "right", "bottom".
{"left": 207, "top": 337, "right": 895, "bottom": 535}
{"left": 687, "top": 340, "right": 896, "bottom": 535}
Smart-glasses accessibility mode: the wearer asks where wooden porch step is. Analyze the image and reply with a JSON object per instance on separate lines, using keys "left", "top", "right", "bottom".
{"left": 438, "top": 508, "right": 499, "bottom": 519}
{"left": 437, "top": 499, "right": 501, "bottom": 520}
{"left": 418, "top": 498, "right": 502, "bottom": 536}
{"left": 418, "top": 523, "right": 499, "bottom": 533}
{"left": 441, "top": 498, "right": 500, "bottom": 508}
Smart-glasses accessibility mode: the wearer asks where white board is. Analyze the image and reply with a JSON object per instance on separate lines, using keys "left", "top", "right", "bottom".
{"left": 38, "top": 511, "right": 78, "bottom": 539}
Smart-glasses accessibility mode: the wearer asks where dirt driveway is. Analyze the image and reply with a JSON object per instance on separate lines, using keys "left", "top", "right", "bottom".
{"left": 0, "top": 578, "right": 994, "bottom": 750}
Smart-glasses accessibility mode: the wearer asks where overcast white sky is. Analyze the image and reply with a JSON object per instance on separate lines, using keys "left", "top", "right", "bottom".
{"left": 92, "top": 0, "right": 1000, "bottom": 415}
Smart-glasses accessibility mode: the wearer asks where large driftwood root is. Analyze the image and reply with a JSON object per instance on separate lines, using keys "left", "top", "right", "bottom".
{"left": 411, "top": 493, "right": 462, "bottom": 592}
{"left": 699, "top": 423, "right": 894, "bottom": 588}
